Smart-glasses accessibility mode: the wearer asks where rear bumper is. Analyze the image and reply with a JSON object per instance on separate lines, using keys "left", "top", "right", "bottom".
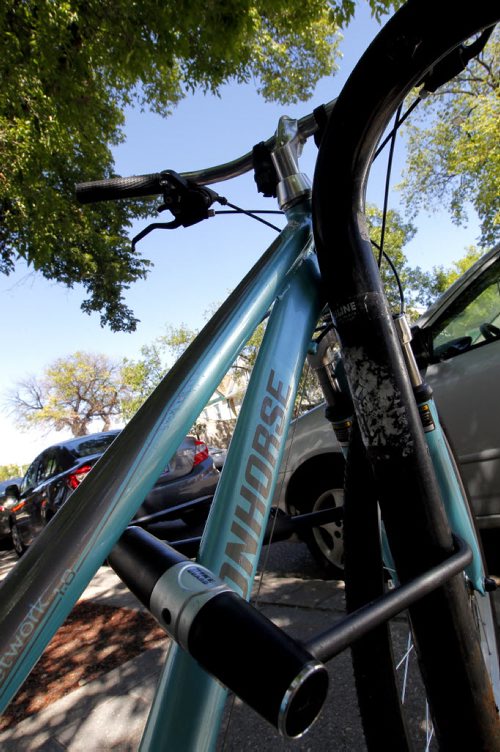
{"left": 135, "top": 458, "right": 219, "bottom": 517}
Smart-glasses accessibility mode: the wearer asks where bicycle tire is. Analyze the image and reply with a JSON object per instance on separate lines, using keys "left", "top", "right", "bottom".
{"left": 344, "top": 424, "right": 413, "bottom": 750}
{"left": 344, "top": 423, "right": 500, "bottom": 750}
{"left": 313, "top": 1, "right": 500, "bottom": 748}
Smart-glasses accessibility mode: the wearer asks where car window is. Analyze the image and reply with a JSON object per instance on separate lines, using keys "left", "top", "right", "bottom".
{"left": 431, "top": 259, "right": 500, "bottom": 360}
{"left": 58, "top": 447, "right": 79, "bottom": 472}
{"left": 69, "top": 433, "right": 118, "bottom": 458}
{"left": 38, "top": 450, "right": 61, "bottom": 481}
{"left": 21, "top": 459, "right": 41, "bottom": 493}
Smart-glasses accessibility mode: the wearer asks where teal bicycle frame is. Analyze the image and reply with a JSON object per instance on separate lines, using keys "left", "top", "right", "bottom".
{"left": 140, "top": 211, "right": 324, "bottom": 752}
{"left": 0, "top": 164, "right": 491, "bottom": 752}
{"left": 0, "top": 198, "right": 325, "bottom": 747}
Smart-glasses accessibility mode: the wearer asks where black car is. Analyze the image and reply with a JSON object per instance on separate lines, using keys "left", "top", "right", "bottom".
{"left": 6, "top": 430, "right": 219, "bottom": 556}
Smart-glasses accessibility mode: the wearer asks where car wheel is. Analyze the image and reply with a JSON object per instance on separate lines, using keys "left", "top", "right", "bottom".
{"left": 10, "top": 521, "right": 27, "bottom": 557}
{"left": 308, "top": 486, "right": 344, "bottom": 576}
{"left": 291, "top": 466, "right": 345, "bottom": 579}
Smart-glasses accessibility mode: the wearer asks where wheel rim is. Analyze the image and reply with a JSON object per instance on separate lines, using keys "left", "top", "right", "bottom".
{"left": 11, "top": 523, "right": 23, "bottom": 554}
{"left": 386, "top": 592, "right": 436, "bottom": 748}
{"left": 387, "top": 580, "right": 500, "bottom": 750}
{"left": 345, "top": 422, "right": 500, "bottom": 750}
{"left": 311, "top": 489, "right": 344, "bottom": 570}
{"left": 470, "top": 585, "right": 500, "bottom": 708}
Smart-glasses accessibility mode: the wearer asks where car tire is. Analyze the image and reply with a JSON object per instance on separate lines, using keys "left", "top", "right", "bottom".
{"left": 10, "top": 521, "right": 27, "bottom": 557}
{"left": 290, "top": 459, "right": 345, "bottom": 579}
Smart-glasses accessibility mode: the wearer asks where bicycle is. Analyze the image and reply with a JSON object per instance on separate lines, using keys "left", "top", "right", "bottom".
{"left": 0, "top": 0, "right": 499, "bottom": 749}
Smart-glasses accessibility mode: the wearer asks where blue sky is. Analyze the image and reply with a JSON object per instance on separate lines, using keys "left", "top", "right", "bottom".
{"left": 0, "top": 3, "right": 479, "bottom": 467}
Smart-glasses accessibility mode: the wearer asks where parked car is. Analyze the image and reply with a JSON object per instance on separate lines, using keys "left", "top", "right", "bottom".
{"left": 0, "top": 477, "right": 23, "bottom": 549}
{"left": 6, "top": 431, "right": 219, "bottom": 556}
{"left": 275, "top": 242, "right": 500, "bottom": 576}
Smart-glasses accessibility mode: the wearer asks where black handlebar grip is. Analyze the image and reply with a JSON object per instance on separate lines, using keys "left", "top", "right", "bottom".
{"left": 75, "top": 173, "right": 164, "bottom": 203}
{"left": 109, "top": 527, "right": 328, "bottom": 737}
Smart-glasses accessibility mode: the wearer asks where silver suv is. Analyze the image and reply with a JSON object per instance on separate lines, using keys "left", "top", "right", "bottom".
{"left": 275, "top": 243, "right": 500, "bottom": 576}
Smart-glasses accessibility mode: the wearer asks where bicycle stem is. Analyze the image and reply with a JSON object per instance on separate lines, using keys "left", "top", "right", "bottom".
{"left": 271, "top": 117, "right": 312, "bottom": 211}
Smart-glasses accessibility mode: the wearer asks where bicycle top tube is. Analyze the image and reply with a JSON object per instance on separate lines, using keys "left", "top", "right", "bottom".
{"left": 75, "top": 99, "right": 336, "bottom": 204}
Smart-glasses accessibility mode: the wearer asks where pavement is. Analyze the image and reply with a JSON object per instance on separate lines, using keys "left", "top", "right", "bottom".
{"left": 0, "top": 543, "right": 499, "bottom": 751}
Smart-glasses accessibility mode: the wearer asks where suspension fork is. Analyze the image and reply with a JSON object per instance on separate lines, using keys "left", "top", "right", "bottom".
{"left": 307, "top": 304, "right": 490, "bottom": 593}
{"left": 393, "top": 313, "right": 491, "bottom": 593}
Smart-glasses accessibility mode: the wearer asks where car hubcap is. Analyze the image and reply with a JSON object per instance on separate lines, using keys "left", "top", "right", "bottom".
{"left": 312, "top": 489, "right": 344, "bottom": 570}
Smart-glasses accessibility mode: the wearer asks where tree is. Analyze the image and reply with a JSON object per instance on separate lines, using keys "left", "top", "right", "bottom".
{"left": 120, "top": 342, "right": 167, "bottom": 422}
{"left": 399, "top": 28, "right": 499, "bottom": 248}
{"left": 0, "top": 1, "right": 397, "bottom": 332}
{"left": 365, "top": 204, "right": 422, "bottom": 312}
{"left": 0, "top": 465, "right": 27, "bottom": 482}
{"left": 419, "top": 246, "right": 483, "bottom": 304}
{"left": 119, "top": 322, "right": 217, "bottom": 423}
{"left": 364, "top": 203, "right": 452, "bottom": 319}
{"left": 9, "top": 351, "right": 124, "bottom": 436}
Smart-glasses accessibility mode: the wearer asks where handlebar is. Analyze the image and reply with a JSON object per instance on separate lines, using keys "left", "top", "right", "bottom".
{"left": 76, "top": 173, "right": 167, "bottom": 204}
{"left": 75, "top": 99, "right": 336, "bottom": 204}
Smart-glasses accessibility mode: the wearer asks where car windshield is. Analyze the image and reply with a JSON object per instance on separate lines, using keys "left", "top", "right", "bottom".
{"left": 69, "top": 434, "right": 118, "bottom": 458}
{"left": 432, "top": 260, "right": 500, "bottom": 352}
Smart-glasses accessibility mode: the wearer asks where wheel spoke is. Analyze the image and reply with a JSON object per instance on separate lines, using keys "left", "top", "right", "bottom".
{"left": 424, "top": 705, "right": 435, "bottom": 751}
{"left": 396, "top": 632, "right": 413, "bottom": 703}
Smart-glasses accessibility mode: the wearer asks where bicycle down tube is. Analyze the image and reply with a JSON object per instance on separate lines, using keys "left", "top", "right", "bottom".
{"left": 0, "top": 201, "right": 318, "bottom": 717}
{"left": 140, "top": 226, "right": 324, "bottom": 751}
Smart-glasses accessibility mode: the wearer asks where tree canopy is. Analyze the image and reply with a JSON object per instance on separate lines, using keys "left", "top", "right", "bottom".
{"left": 1, "top": 0, "right": 397, "bottom": 332}
{"left": 8, "top": 351, "right": 123, "bottom": 436}
{"left": 418, "top": 246, "right": 483, "bottom": 303}
{"left": 399, "top": 28, "right": 499, "bottom": 249}
{"left": 0, "top": 464, "right": 26, "bottom": 482}
{"left": 365, "top": 205, "right": 419, "bottom": 311}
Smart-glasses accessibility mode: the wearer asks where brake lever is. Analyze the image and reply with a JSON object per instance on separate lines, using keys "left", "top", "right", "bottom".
{"left": 131, "top": 221, "right": 181, "bottom": 251}
{"left": 157, "top": 170, "right": 219, "bottom": 225}
{"left": 131, "top": 170, "right": 222, "bottom": 251}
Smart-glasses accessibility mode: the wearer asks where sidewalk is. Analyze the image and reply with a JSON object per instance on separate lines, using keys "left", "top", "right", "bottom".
{"left": 1, "top": 548, "right": 499, "bottom": 751}
{"left": 0, "top": 550, "right": 367, "bottom": 751}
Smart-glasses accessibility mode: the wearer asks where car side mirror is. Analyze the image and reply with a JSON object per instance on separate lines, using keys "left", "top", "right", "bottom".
{"left": 4, "top": 484, "right": 20, "bottom": 500}
{"left": 410, "top": 325, "right": 433, "bottom": 369}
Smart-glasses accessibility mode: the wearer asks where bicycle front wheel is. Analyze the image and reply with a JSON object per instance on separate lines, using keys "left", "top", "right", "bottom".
{"left": 344, "top": 423, "right": 500, "bottom": 750}
{"left": 314, "top": 1, "right": 500, "bottom": 747}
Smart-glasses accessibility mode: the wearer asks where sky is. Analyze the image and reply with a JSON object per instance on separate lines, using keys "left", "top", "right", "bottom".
{"left": 0, "top": 2, "right": 480, "bottom": 469}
